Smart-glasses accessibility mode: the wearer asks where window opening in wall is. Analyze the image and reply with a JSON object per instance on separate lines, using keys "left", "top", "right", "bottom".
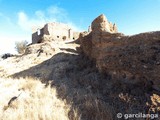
{"left": 57, "top": 36, "right": 59, "bottom": 38}
{"left": 63, "top": 36, "right": 67, "bottom": 40}
{"left": 73, "top": 37, "right": 75, "bottom": 40}
{"left": 37, "top": 29, "right": 41, "bottom": 35}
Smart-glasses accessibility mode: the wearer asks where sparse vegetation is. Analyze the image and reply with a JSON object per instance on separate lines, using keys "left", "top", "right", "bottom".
{"left": 15, "top": 40, "right": 28, "bottom": 54}
{"left": 0, "top": 77, "right": 70, "bottom": 120}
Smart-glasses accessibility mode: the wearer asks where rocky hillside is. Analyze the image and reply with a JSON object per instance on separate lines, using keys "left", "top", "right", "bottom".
{"left": 0, "top": 14, "right": 160, "bottom": 120}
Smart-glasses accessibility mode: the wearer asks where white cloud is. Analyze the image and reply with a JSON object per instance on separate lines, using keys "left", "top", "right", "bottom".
{"left": 47, "top": 6, "right": 66, "bottom": 15}
{"left": 18, "top": 12, "right": 29, "bottom": 31}
{"left": 18, "top": 11, "right": 46, "bottom": 31}
{"left": 17, "top": 5, "right": 80, "bottom": 31}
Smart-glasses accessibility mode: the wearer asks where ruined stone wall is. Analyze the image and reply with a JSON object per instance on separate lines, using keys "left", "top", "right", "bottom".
{"left": 91, "top": 14, "right": 118, "bottom": 33}
{"left": 43, "top": 22, "right": 72, "bottom": 40}
{"left": 32, "top": 28, "right": 44, "bottom": 44}
{"left": 32, "top": 22, "right": 81, "bottom": 43}
{"left": 80, "top": 14, "right": 160, "bottom": 91}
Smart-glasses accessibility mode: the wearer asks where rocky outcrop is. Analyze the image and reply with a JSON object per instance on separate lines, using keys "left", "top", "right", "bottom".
{"left": 24, "top": 43, "right": 55, "bottom": 56}
{"left": 91, "top": 14, "right": 118, "bottom": 33}
{"left": 80, "top": 14, "right": 160, "bottom": 90}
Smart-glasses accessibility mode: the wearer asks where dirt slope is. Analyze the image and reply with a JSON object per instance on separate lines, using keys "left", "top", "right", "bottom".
{"left": 0, "top": 38, "right": 160, "bottom": 120}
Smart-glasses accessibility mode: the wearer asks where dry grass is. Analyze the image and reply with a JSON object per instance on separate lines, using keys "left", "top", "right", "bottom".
{"left": 0, "top": 77, "right": 71, "bottom": 120}
{"left": 1, "top": 41, "right": 160, "bottom": 120}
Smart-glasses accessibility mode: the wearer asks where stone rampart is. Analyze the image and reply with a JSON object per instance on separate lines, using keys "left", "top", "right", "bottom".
{"left": 80, "top": 14, "right": 160, "bottom": 91}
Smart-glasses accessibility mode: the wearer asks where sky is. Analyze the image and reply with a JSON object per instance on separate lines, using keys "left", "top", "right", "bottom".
{"left": 0, "top": 0, "right": 160, "bottom": 54}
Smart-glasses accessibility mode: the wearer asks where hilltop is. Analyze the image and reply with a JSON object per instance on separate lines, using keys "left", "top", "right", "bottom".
{"left": 0, "top": 14, "right": 160, "bottom": 120}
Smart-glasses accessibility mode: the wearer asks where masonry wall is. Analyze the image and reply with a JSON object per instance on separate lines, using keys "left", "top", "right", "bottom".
{"left": 32, "top": 28, "right": 44, "bottom": 44}
{"left": 43, "top": 23, "right": 73, "bottom": 40}
{"left": 80, "top": 14, "right": 160, "bottom": 91}
{"left": 32, "top": 22, "right": 80, "bottom": 44}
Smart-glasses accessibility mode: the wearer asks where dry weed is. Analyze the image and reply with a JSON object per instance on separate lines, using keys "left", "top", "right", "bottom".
{"left": 0, "top": 77, "right": 71, "bottom": 120}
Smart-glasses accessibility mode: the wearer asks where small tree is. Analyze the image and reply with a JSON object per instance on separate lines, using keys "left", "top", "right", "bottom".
{"left": 15, "top": 40, "right": 28, "bottom": 54}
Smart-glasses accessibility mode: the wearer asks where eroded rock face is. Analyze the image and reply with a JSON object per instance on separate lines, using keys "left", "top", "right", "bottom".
{"left": 91, "top": 14, "right": 110, "bottom": 32}
{"left": 24, "top": 43, "right": 55, "bottom": 56}
{"left": 96, "top": 32, "right": 160, "bottom": 86}
{"left": 79, "top": 32, "right": 92, "bottom": 57}
{"left": 90, "top": 14, "right": 121, "bottom": 59}
{"left": 91, "top": 14, "right": 118, "bottom": 33}
{"left": 80, "top": 14, "right": 160, "bottom": 90}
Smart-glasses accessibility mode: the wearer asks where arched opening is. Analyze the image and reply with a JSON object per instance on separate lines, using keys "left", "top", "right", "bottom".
{"left": 57, "top": 36, "right": 59, "bottom": 38}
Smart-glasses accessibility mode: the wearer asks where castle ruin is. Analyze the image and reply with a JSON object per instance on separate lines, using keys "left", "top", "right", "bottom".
{"left": 32, "top": 22, "right": 80, "bottom": 44}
